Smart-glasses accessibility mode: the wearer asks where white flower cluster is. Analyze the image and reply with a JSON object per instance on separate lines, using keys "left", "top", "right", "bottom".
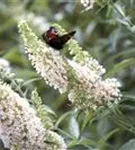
{"left": 0, "top": 82, "right": 67, "bottom": 150}
{"left": 80, "top": 0, "right": 96, "bottom": 11}
{"left": 0, "top": 58, "right": 10, "bottom": 71}
{"left": 18, "top": 20, "right": 122, "bottom": 112}
{"left": 80, "top": 57, "right": 106, "bottom": 75}
{"left": 18, "top": 20, "right": 68, "bottom": 94}
{"left": 0, "top": 58, "right": 15, "bottom": 81}
{"left": 31, "top": 48, "right": 68, "bottom": 93}
{"left": 0, "top": 58, "right": 12, "bottom": 74}
{"left": 68, "top": 60, "right": 121, "bottom": 111}
{"left": 45, "top": 131, "right": 67, "bottom": 150}
{"left": 0, "top": 82, "right": 46, "bottom": 150}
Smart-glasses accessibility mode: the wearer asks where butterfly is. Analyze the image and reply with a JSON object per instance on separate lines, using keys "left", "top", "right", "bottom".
{"left": 42, "top": 26, "right": 76, "bottom": 50}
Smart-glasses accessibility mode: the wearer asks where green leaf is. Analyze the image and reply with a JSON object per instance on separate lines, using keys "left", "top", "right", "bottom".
{"left": 119, "top": 139, "right": 135, "bottom": 150}
{"left": 105, "top": 58, "right": 135, "bottom": 78}
{"left": 22, "top": 77, "right": 42, "bottom": 86}
{"left": 114, "top": 3, "right": 125, "bottom": 17}
{"left": 80, "top": 112, "right": 95, "bottom": 132}
{"left": 110, "top": 114, "right": 135, "bottom": 133}
{"left": 123, "top": 94, "right": 135, "bottom": 101}
{"left": 104, "top": 48, "right": 135, "bottom": 66}
{"left": 69, "top": 115, "right": 80, "bottom": 139}
{"left": 55, "top": 111, "right": 74, "bottom": 128}
{"left": 98, "top": 129, "right": 119, "bottom": 148}
{"left": 68, "top": 139, "right": 97, "bottom": 148}
{"left": 14, "top": 69, "right": 37, "bottom": 79}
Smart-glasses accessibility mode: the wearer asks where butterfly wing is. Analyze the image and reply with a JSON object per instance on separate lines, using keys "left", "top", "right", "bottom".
{"left": 47, "top": 37, "right": 63, "bottom": 49}
{"left": 42, "top": 27, "right": 76, "bottom": 50}
{"left": 59, "top": 31, "right": 76, "bottom": 45}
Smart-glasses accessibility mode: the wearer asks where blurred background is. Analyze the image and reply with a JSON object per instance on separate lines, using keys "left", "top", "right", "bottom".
{"left": 1, "top": 0, "right": 135, "bottom": 150}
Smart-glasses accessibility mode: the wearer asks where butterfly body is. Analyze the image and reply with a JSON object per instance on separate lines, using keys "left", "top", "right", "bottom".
{"left": 42, "top": 27, "right": 76, "bottom": 50}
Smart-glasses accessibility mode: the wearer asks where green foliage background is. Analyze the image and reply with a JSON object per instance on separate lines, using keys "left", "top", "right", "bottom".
{"left": 1, "top": 0, "right": 135, "bottom": 150}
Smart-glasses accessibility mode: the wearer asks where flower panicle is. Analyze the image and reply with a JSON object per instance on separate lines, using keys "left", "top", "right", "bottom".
{"left": 18, "top": 20, "right": 122, "bottom": 113}
{"left": 0, "top": 81, "right": 67, "bottom": 150}
{"left": 46, "top": 131, "right": 67, "bottom": 150}
{"left": 67, "top": 60, "right": 122, "bottom": 111}
{"left": 0, "top": 81, "right": 46, "bottom": 149}
{"left": 18, "top": 20, "right": 68, "bottom": 94}
{"left": 31, "top": 89, "right": 54, "bottom": 129}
